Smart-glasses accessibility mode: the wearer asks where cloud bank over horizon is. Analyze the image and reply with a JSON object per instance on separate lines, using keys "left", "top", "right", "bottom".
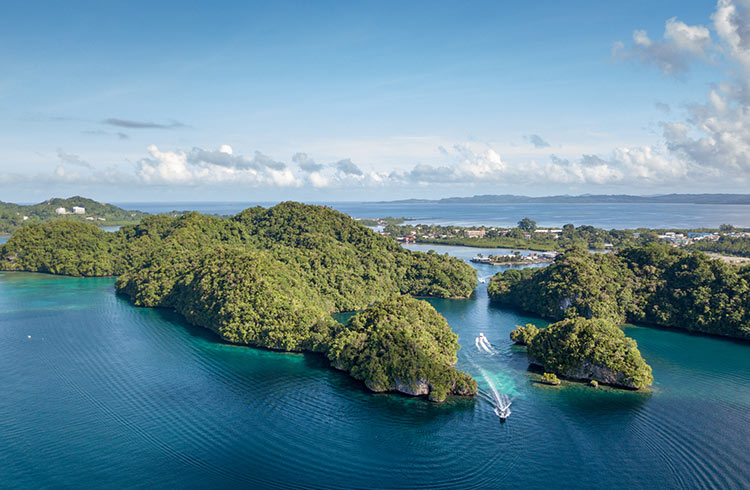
{"left": 4, "top": 1, "right": 750, "bottom": 201}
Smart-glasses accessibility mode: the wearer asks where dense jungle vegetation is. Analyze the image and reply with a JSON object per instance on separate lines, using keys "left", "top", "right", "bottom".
{"left": 510, "top": 318, "right": 653, "bottom": 389}
{"left": 689, "top": 235, "right": 750, "bottom": 258}
{"left": 328, "top": 294, "right": 477, "bottom": 401}
{"left": 489, "top": 244, "right": 750, "bottom": 340}
{"left": 0, "top": 196, "right": 147, "bottom": 234}
{"left": 384, "top": 221, "right": 664, "bottom": 251}
{"left": 1, "top": 202, "right": 478, "bottom": 401}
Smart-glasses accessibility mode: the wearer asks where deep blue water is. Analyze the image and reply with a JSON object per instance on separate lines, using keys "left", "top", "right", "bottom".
{"left": 1, "top": 243, "right": 749, "bottom": 488}
{"left": 115, "top": 201, "right": 750, "bottom": 229}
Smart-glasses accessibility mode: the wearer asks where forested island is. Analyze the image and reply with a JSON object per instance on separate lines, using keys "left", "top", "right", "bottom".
{"left": 0, "top": 196, "right": 147, "bottom": 234}
{"left": 9, "top": 198, "right": 749, "bottom": 399}
{"left": 489, "top": 244, "right": 750, "bottom": 340}
{"left": 1, "top": 202, "right": 478, "bottom": 401}
{"left": 510, "top": 319, "right": 653, "bottom": 389}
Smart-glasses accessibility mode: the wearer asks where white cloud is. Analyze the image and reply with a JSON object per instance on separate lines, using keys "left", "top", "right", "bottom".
{"left": 308, "top": 171, "right": 329, "bottom": 188}
{"left": 386, "top": 143, "right": 681, "bottom": 187}
{"left": 335, "top": 158, "right": 364, "bottom": 176}
{"left": 655, "top": 1, "right": 750, "bottom": 176}
{"left": 20, "top": 1, "right": 750, "bottom": 199}
{"left": 712, "top": 0, "right": 750, "bottom": 70}
{"left": 615, "top": 16, "right": 713, "bottom": 75}
{"left": 293, "top": 152, "right": 324, "bottom": 173}
{"left": 136, "top": 145, "right": 300, "bottom": 186}
{"left": 610, "top": 0, "right": 750, "bottom": 183}
{"left": 664, "top": 18, "right": 712, "bottom": 55}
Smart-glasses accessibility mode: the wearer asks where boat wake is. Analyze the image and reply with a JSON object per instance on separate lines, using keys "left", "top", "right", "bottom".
{"left": 470, "top": 358, "right": 513, "bottom": 422}
{"left": 475, "top": 333, "right": 496, "bottom": 355}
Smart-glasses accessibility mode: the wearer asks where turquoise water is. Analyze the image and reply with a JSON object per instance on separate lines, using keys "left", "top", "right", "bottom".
{"left": 1, "top": 250, "right": 750, "bottom": 487}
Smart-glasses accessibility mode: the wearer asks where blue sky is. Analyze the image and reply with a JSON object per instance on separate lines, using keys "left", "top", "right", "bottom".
{"left": 1, "top": 0, "right": 748, "bottom": 202}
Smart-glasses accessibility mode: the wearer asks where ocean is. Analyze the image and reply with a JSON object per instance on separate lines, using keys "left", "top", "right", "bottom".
{"left": 115, "top": 200, "right": 750, "bottom": 229}
{"left": 2, "top": 204, "right": 750, "bottom": 488}
{"left": 1, "top": 242, "right": 749, "bottom": 487}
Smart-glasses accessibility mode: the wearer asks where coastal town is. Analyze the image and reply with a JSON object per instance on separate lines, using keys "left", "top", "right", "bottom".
{"left": 54, "top": 205, "right": 108, "bottom": 222}
{"left": 470, "top": 251, "right": 558, "bottom": 266}
{"left": 370, "top": 218, "right": 750, "bottom": 262}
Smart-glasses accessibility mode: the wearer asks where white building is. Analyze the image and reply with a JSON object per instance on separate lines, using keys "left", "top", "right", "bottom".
{"left": 55, "top": 207, "right": 67, "bottom": 215}
{"left": 72, "top": 206, "right": 85, "bottom": 215}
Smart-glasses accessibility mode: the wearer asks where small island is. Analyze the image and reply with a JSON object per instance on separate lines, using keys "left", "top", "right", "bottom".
{"left": 511, "top": 317, "right": 654, "bottom": 390}
{"left": 328, "top": 294, "right": 477, "bottom": 402}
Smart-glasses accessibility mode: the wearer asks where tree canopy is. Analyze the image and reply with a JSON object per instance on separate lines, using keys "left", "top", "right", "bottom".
{"left": 522, "top": 317, "right": 653, "bottom": 389}
{"left": 517, "top": 217, "right": 537, "bottom": 232}
{"left": 328, "top": 294, "right": 477, "bottom": 402}
{"left": 1, "top": 201, "right": 479, "bottom": 402}
{"left": 0, "top": 196, "right": 146, "bottom": 234}
{"left": 490, "top": 244, "right": 750, "bottom": 340}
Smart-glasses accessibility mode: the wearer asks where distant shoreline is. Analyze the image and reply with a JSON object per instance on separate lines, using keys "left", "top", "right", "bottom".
{"left": 382, "top": 193, "right": 750, "bottom": 205}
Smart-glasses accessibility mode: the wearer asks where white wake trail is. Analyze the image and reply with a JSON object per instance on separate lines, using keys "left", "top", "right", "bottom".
{"left": 469, "top": 358, "right": 512, "bottom": 420}
{"left": 479, "top": 336, "right": 496, "bottom": 355}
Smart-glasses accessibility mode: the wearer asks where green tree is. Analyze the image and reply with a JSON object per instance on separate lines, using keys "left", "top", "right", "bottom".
{"left": 1, "top": 201, "right": 481, "bottom": 402}
{"left": 517, "top": 217, "right": 537, "bottom": 232}
{"left": 528, "top": 317, "right": 653, "bottom": 389}
{"left": 327, "top": 294, "right": 477, "bottom": 401}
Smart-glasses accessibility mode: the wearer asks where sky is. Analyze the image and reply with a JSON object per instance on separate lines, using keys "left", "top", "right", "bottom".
{"left": 1, "top": 0, "right": 749, "bottom": 202}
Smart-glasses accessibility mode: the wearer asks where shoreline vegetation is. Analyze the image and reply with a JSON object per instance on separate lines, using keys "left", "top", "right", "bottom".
{"left": 1, "top": 202, "right": 478, "bottom": 402}
{"left": 5, "top": 195, "right": 750, "bottom": 398}
{"left": 489, "top": 245, "right": 750, "bottom": 341}
{"left": 380, "top": 218, "right": 750, "bottom": 258}
{"left": 386, "top": 193, "right": 750, "bottom": 205}
{"left": 470, "top": 252, "right": 556, "bottom": 266}
{"left": 511, "top": 319, "right": 653, "bottom": 390}
{"left": 0, "top": 196, "right": 147, "bottom": 235}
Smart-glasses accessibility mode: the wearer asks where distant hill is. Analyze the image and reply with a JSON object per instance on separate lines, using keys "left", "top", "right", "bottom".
{"left": 0, "top": 196, "right": 148, "bottom": 234}
{"left": 387, "top": 194, "right": 750, "bottom": 205}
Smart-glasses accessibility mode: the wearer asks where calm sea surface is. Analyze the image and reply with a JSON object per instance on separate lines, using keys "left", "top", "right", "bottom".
{"left": 115, "top": 201, "right": 750, "bottom": 229}
{"left": 1, "top": 242, "right": 749, "bottom": 488}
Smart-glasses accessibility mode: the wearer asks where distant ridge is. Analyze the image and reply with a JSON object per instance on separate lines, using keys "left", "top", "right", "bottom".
{"left": 385, "top": 194, "right": 750, "bottom": 205}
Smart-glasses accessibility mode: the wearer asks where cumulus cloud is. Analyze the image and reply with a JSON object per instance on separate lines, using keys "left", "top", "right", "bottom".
{"left": 102, "top": 118, "right": 187, "bottom": 129}
{"left": 185, "top": 146, "right": 286, "bottom": 171}
{"left": 608, "top": 1, "right": 750, "bottom": 183}
{"left": 30, "top": 2, "right": 750, "bottom": 197}
{"left": 335, "top": 158, "right": 364, "bottom": 176}
{"left": 713, "top": 0, "right": 750, "bottom": 69}
{"left": 654, "top": 0, "right": 750, "bottom": 176}
{"left": 57, "top": 149, "right": 92, "bottom": 169}
{"left": 525, "top": 134, "right": 551, "bottom": 148}
{"left": 136, "top": 145, "right": 298, "bottom": 186}
{"left": 614, "top": 16, "right": 713, "bottom": 75}
{"left": 391, "top": 143, "right": 687, "bottom": 187}
{"left": 292, "top": 152, "right": 324, "bottom": 172}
